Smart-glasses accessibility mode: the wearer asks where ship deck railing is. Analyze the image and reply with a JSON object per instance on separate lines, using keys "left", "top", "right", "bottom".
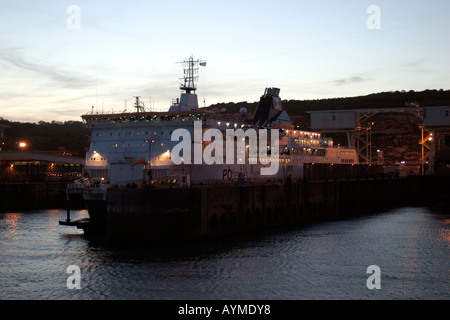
{"left": 67, "top": 182, "right": 110, "bottom": 193}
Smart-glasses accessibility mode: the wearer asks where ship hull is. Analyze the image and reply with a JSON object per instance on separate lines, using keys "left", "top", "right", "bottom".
{"left": 83, "top": 189, "right": 108, "bottom": 233}
{"left": 77, "top": 172, "right": 443, "bottom": 243}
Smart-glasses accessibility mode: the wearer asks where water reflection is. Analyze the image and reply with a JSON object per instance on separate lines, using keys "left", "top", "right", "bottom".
{"left": 1, "top": 213, "right": 23, "bottom": 242}
{"left": 0, "top": 207, "right": 448, "bottom": 300}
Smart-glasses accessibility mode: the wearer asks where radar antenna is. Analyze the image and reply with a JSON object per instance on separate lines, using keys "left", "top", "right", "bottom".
{"left": 178, "top": 56, "right": 207, "bottom": 94}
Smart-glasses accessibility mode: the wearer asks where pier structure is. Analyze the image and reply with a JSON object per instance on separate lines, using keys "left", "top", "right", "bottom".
{"left": 307, "top": 106, "right": 450, "bottom": 174}
{"left": 63, "top": 173, "right": 449, "bottom": 243}
{"left": 0, "top": 150, "right": 84, "bottom": 183}
{"left": 421, "top": 107, "right": 450, "bottom": 175}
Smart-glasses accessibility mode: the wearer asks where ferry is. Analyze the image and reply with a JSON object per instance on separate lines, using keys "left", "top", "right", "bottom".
{"left": 76, "top": 57, "right": 358, "bottom": 226}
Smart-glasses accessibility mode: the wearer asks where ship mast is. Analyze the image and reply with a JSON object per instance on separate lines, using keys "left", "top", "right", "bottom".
{"left": 134, "top": 96, "right": 145, "bottom": 113}
{"left": 179, "top": 57, "right": 206, "bottom": 94}
{"left": 169, "top": 56, "right": 206, "bottom": 112}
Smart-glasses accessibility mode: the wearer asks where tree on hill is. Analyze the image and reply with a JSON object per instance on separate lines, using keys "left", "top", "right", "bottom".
{"left": 0, "top": 119, "right": 89, "bottom": 156}
{"left": 205, "top": 89, "right": 450, "bottom": 116}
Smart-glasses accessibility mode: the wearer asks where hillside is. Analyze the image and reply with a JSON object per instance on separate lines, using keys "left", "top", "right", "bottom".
{"left": 0, "top": 120, "right": 88, "bottom": 156}
{"left": 208, "top": 89, "right": 450, "bottom": 116}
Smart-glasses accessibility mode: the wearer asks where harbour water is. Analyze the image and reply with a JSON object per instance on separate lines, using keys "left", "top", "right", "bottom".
{"left": 0, "top": 206, "right": 448, "bottom": 300}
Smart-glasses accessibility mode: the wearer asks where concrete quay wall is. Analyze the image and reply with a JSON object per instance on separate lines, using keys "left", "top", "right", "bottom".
{"left": 105, "top": 176, "right": 449, "bottom": 242}
{"left": 0, "top": 182, "right": 84, "bottom": 212}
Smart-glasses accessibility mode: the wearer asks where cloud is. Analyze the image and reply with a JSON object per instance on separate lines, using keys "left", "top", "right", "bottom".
{"left": 333, "top": 76, "right": 365, "bottom": 86}
{"left": 0, "top": 46, "right": 95, "bottom": 89}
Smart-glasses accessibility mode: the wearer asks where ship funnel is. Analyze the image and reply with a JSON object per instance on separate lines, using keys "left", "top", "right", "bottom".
{"left": 251, "top": 88, "right": 292, "bottom": 127}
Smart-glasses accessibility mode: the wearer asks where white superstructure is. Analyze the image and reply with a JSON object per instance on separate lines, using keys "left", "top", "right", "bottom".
{"left": 81, "top": 57, "right": 358, "bottom": 188}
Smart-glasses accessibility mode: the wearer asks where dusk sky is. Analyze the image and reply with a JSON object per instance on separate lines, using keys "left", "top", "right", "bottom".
{"left": 1, "top": 0, "right": 449, "bottom": 123}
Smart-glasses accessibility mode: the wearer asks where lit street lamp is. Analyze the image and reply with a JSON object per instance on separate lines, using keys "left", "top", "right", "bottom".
{"left": 19, "top": 142, "right": 26, "bottom": 151}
